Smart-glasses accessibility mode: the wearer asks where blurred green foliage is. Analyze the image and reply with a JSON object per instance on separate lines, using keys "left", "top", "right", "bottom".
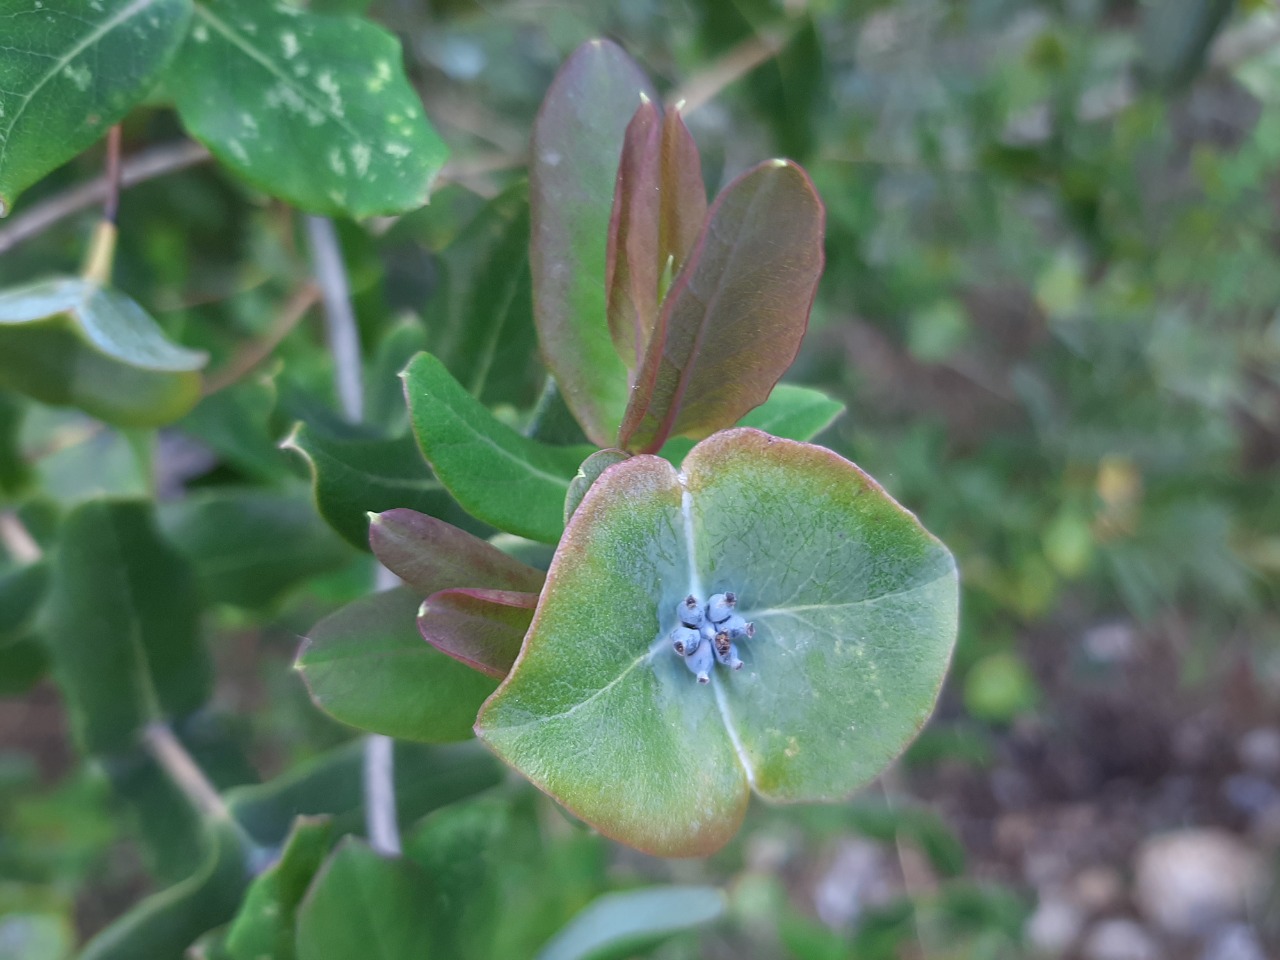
{"left": 3, "top": 0, "right": 1279, "bottom": 957}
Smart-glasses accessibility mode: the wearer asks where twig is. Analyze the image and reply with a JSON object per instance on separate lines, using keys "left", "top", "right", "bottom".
{"left": 103, "top": 126, "right": 123, "bottom": 225}
{"left": 670, "top": 20, "right": 802, "bottom": 117}
{"left": 304, "top": 212, "right": 402, "bottom": 856}
{"left": 202, "top": 282, "right": 321, "bottom": 396}
{"left": 0, "top": 512, "right": 42, "bottom": 565}
{"left": 143, "top": 722, "right": 235, "bottom": 826}
{"left": 0, "top": 140, "right": 211, "bottom": 256}
{"left": 305, "top": 216, "right": 364, "bottom": 423}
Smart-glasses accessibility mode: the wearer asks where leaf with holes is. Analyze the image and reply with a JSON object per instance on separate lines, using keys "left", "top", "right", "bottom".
{"left": 0, "top": 278, "right": 207, "bottom": 427}
{"left": 0, "top": 0, "right": 192, "bottom": 215}
{"left": 169, "top": 0, "right": 447, "bottom": 218}
{"left": 476, "top": 428, "right": 958, "bottom": 856}
{"left": 617, "top": 161, "right": 824, "bottom": 453}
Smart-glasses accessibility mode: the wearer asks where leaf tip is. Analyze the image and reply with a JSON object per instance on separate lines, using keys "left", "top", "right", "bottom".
{"left": 278, "top": 421, "right": 305, "bottom": 453}
{"left": 769, "top": 158, "right": 789, "bottom": 168}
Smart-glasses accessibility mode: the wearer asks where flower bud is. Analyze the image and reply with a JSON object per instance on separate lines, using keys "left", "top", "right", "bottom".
{"left": 684, "top": 639, "right": 714, "bottom": 683}
{"left": 669, "top": 624, "right": 700, "bottom": 656}
{"left": 707, "top": 592, "right": 737, "bottom": 624}
{"left": 676, "top": 594, "right": 704, "bottom": 628}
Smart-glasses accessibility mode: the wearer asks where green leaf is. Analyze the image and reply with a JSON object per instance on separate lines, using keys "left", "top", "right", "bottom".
{"left": 0, "top": 0, "right": 192, "bottom": 215}
{"left": 0, "top": 278, "right": 208, "bottom": 427}
{"left": 295, "top": 838, "right": 437, "bottom": 960}
{"left": 0, "top": 636, "right": 48, "bottom": 695}
{"left": 427, "top": 184, "right": 543, "bottom": 411}
{"left": 226, "top": 740, "right": 502, "bottom": 848}
{"left": 79, "top": 823, "right": 251, "bottom": 960}
{"left": 226, "top": 816, "right": 332, "bottom": 960}
{"left": 564, "top": 449, "right": 630, "bottom": 525}
{"left": 369, "top": 508, "right": 545, "bottom": 598}
{"left": 180, "top": 377, "right": 293, "bottom": 483}
{"left": 169, "top": 0, "right": 448, "bottom": 218}
{"left": 0, "top": 391, "right": 32, "bottom": 497}
{"left": 283, "top": 420, "right": 465, "bottom": 550}
{"left": 531, "top": 39, "right": 656, "bottom": 446}
{"left": 403, "top": 352, "right": 595, "bottom": 544}
{"left": 606, "top": 101, "right": 705, "bottom": 371}
{"left": 158, "top": 488, "right": 352, "bottom": 609}
{"left": 477, "top": 428, "right": 958, "bottom": 856}
{"left": 418, "top": 588, "right": 536, "bottom": 679}
{"left": 618, "top": 161, "right": 825, "bottom": 452}
{"left": 297, "top": 586, "right": 498, "bottom": 742}
{"left": 537, "top": 886, "right": 726, "bottom": 960}
{"left": 43, "top": 499, "right": 210, "bottom": 755}
{"left": 657, "top": 384, "right": 844, "bottom": 463}
{"left": 0, "top": 560, "right": 47, "bottom": 643}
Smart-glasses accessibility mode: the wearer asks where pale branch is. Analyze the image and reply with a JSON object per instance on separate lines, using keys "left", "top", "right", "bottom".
{"left": 0, "top": 140, "right": 211, "bottom": 256}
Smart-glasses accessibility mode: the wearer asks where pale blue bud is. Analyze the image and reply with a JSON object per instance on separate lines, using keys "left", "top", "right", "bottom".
{"left": 721, "top": 614, "right": 754, "bottom": 641}
{"left": 669, "top": 625, "right": 700, "bottom": 656}
{"left": 712, "top": 631, "right": 744, "bottom": 670}
{"left": 707, "top": 592, "right": 737, "bottom": 624}
{"left": 677, "top": 594, "right": 704, "bottom": 628}
{"left": 685, "top": 638, "right": 714, "bottom": 683}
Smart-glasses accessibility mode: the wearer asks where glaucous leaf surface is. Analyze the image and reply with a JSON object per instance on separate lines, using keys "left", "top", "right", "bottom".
{"left": 297, "top": 586, "right": 498, "bottom": 742}
{"left": 226, "top": 740, "right": 501, "bottom": 847}
{"left": 536, "top": 885, "right": 726, "bottom": 960}
{"left": 530, "top": 39, "right": 655, "bottom": 446}
{"left": 477, "top": 429, "right": 958, "bottom": 856}
{"left": 169, "top": 0, "right": 447, "bottom": 218}
{"left": 617, "top": 161, "right": 825, "bottom": 452}
{"left": 79, "top": 823, "right": 250, "bottom": 960}
{"left": 44, "top": 499, "right": 211, "bottom": 754}
{"left": 0, "top": 0, "right": 192, "bottom": 215}
{"left": 403, "top": 352, "right": 595, "bottom": 544}
{"left": 283, "top": 421, "right": 463, "bottom": 550}
{"left": 656, "top": 383, "right": 844, "bottom": 464}
{"left": 369, "top": 508, "right": 545, "bottom": 597}
{"left": 295, "top": 838, "right": 437, "bottom": 960}
{"left": 158, "top": 488, "right": 352, "bottom": 609}
{"left": 225, "top": 816, "right": 332, "bottom": 960}
{"left": 0, "top": 278, "right": 207, "bottom": 427}
{"left": 417, "top": 587, "right": 537, "bottom": 679}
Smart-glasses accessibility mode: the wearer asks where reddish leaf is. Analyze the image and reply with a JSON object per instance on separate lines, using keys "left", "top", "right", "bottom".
{"left": 531, "top": 39, "right": 656, "bottom": 446}
{"left": 605, "top": 101, "right": 706, "bottom": 370}
{"left": 369, "top": 509, "right": 545, "bottom": 597}
{"left": 417, "top": 588, "right": 538, "bottom": 679}
{"left": 617, "top": 160, "right": 825, "bottom": 453}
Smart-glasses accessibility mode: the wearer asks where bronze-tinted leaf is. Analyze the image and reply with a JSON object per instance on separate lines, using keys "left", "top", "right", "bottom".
{"left": 418, "top": 588, "right": 538, "bottom": 679}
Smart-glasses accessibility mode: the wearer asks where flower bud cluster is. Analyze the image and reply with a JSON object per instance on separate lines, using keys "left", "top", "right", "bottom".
{"left": 668, "top": 592, "right": 754, "bottom": 684}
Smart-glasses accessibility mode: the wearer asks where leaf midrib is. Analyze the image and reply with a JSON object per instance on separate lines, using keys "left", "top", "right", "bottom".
{"left": 0, "top": 0, "right": 160, "bottom": 165}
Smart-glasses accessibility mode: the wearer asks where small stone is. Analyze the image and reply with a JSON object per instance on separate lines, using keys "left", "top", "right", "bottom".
{"left": 1135, "top": 829, "right": 1266, "bottom": 936}
{"left": 1071, "top": 866, "right": 1125, "bottom": 914}
{"left": 1026, "top": 894, "right": 1084, "bottom": 955}
{"left": 1200, "top": 924, "right": 1266, "bottom": 960}
{"left": 1081, "top": 919, "right": 1159, "bottom": 960}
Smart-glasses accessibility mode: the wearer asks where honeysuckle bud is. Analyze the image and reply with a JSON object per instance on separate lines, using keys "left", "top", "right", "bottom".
{"left": 720, "top": 613, "right": 754, "bottom": 641}
{"left": 677, "top": 594, "right": 704, "bottom": 628}
{"left": 712, "top": 631, "right": 743, "bottom": 670}
{"left": 669, "top": 624, "right": 700, "bottom": 656}
{"left": 684, "top": 638, "right": 714, "bottom": 683}
{"left": 706, "top": 592, "right": 736, "bottom": 624}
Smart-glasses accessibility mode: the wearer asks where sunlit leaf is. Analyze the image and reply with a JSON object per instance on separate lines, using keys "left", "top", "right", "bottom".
{"left": 618, "top": 161, "right": 824, "bottom": 452}
{"left": 531, "top": 39, "right": 656, "bottom": 446}
{"left": 403, "top": 352, "right": 595, "bottom": 544}
{"left": 0, "top": 0, "right": 192, "bottom": 215}
{"left": 0, "top": 278, "right": 207, "bottom": 427}
{"left": 418, "top": 587, "right": 537, "bottom": 678}
{"left": 169, "top": 0, "right": 447, "bottom": 218}
{"left": 478, "top": 429, "right": 957, "bottom": 856}
{"left": 297, "top": 586, "right": 498, "bottom": 742}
